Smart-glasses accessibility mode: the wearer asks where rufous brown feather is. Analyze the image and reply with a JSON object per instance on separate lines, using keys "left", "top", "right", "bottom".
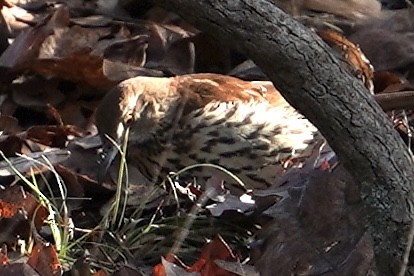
{"left": 95, "top": 73, "right": 322, "bottom": 189}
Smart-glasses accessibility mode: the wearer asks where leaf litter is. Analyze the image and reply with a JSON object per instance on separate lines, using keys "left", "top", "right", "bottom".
{"left": 0, "top": 0, "right": 413, "bottom": 275}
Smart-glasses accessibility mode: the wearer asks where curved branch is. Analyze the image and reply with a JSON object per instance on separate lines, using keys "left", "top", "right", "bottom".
{"left": 150, "top": 0, "right": 414, "bottom": 273}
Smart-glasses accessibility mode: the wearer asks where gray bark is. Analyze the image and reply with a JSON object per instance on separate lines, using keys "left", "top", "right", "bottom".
{"left": 149, "top": 0, "right": 414, "bottom": 274}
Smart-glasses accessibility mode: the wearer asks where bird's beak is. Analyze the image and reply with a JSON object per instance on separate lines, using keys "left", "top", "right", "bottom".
{"left": 97, "top": 137, "right": 119, "bottom": 184}
{"left": 97, "top": 120, "right": 131, "bottom": 184}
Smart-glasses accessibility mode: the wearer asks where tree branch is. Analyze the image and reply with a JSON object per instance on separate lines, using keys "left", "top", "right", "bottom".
{"left": 150, "top": 0, "right": 414, "bottom": 273}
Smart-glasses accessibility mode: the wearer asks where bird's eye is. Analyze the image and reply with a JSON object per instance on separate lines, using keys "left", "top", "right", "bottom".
{"left": 125, "top": 114, "right": 134, "bottom": 126}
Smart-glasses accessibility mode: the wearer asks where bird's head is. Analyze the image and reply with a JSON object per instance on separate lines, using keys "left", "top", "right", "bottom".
{"left": 95, "top": 76, "right": 177, "bottom": 182}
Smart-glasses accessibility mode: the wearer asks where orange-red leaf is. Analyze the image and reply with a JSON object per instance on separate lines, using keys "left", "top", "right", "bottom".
{"left": 0, "top": 250, "right": 9, "bottom": 265}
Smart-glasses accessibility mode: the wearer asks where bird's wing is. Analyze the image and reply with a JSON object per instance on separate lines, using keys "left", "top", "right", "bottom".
{"left": 175, "top": 73, "right": 290, "bottom": 115}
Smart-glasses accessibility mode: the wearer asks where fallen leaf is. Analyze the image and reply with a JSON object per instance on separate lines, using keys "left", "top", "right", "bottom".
{"left": 0, "top": 263, "right": 40, "bottom": 275}
{"left": 350, "top": 28, "right": 414, "bottom": 71}
{"left": 112, "top": 265, "right": 145, "bottom": 276}
{"left": 26, "top": 125, "right": 83, "bottom": 147}
{"left": 27, "top": 243, "right": 61, "bottom": 276}
{"left": 189, "top": 235, "right": 238, "bottom": 276}
{"left": 0, "top": 148, "right": 71, "bottom": 176}
{"left": 161, "top": 257, "right": 199, "bottom": 276}
{"left": 0, "top": 249, "right": 9, "bottom": 265}
{"left": 0, "top": 185, "right": 48, "bottom": 229}
{"left": 153, "top": 253, "right": 192, "bottom": 276}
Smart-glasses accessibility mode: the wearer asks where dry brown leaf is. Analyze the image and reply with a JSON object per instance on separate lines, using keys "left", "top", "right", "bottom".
{"left": 11, "top": 78, "right": 66, "bottom": 108}
{"left": 0, "top": 250, "right": 9, "bottom": 265}
{"left": 0, "top": 263, "right": 40, "bottom": 275}
{"left": 154, "top": 236, "right": 238, "bottom": 276}
{"left": 0, "top": 185, "right": 48, "bottom": 229}
{"left": 254, "top": 165, "right": 373, "bottom": 275}
{"left": 0, "top": 148, "right": 71, "bottom": 176}
{"left": 0, "top": 185, "right": 48, "bottom": 246}
{"left": 0, "top": 5, "right": 69, "bottom": 68}
{"left": 349, "top": 28, "right": 414, "bottom": 71}
{"left": 0, "top": 135, "right": 24, "bottom": 157}
{"left": 27, "top": 243, "right": 61, "bottom": 276}
{"left": 112, "top": 266, "right": 144, "bottom": 276}
{"left": 302, "top": 0, "right": 381, "bottom": 21}
{"left": 26, "top": 125, "right": 83, "bottom": 147}
{"left": 0, "top": 115, "right": 19, "bottom": 135}
{"left": 373, "top": 71, "right": 405, "bottom": 94}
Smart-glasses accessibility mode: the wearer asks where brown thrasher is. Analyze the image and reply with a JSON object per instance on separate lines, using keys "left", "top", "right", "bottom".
{"left": 95, "top": 73, "right": 322, "bottom": 189}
